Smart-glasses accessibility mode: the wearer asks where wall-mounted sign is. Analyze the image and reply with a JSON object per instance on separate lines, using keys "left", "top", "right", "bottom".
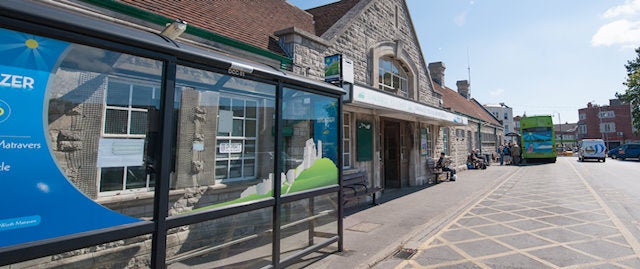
{"left": 219, "top": 142, "right": 243, "bottom": 153}
{"left": 420, "top": 128, "right": 428, "bottom": 156}
{"left": 324, "top": 54, "right": 354, "bottom": 84}
{"left": 357, "top": 121, "right": 373, "bottom": 161}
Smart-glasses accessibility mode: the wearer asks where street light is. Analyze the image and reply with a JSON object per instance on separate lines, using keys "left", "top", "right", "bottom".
{"left": 554, "top": 111, "right": 563, "bottom": 148}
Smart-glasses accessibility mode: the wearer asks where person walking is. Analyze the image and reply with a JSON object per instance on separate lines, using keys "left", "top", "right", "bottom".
{"left": 498, "top": 145, "right": 505, "bottom": 165}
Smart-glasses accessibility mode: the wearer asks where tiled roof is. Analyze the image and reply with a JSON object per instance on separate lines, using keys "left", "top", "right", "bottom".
{"left": 117, "top": 0, "right": 316, "bottom": 55}
{"left": 306, "top": 0, "right": 360, "bottom": 36}
{"left": 433, "top": 82, "right": 502, "bottom": 126}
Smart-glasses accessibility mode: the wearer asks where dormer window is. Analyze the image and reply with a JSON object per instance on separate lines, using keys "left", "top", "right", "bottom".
{"left": 378, "top": 56, "right": 408, "bottom": 97}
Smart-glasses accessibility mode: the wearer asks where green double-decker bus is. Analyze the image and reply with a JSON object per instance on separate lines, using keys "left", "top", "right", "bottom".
{"left": 519, "top": 115, "right": 557, "bottom": 163}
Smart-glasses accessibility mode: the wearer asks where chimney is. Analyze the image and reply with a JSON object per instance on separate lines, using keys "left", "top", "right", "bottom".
{"left": 428, "top": 62, "right": 446, "bottom": 86}
{"left": 457, "top": 80, "right": 470, "bottom": 99}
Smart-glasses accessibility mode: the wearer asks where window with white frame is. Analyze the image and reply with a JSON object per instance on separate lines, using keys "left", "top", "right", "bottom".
{"left": 343, "top": 112, "right": 352, "bottom": 169}
{"left": 215, "top": 96, "right": 259, "bottom": 182}
{"left": 378, "top": 56, "right": 408, "bottom": 97}
{"left": 100, "top": 79, "right": 160, "bottom": 194}
{"left": 442, "top": 127, "right": 449, "bottom": 155}
{"left": 599, "top": 122, "right": 616, "bottom": 133}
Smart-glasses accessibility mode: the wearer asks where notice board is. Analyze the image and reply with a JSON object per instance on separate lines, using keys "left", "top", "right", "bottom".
{"left": 357, "top": 121, "right": 372, "bottom": 161}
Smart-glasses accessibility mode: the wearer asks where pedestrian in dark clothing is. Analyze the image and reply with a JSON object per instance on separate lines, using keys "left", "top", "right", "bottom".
{"left": 437, "top": 152, "right": 456, "bottom": 181}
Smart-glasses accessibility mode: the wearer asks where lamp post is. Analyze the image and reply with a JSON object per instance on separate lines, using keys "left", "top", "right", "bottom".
{"left": 554, "top": 111, "right": 563, "bottom": 148}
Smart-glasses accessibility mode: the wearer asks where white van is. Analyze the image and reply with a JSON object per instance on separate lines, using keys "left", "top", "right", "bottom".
{"left": 578, "top": 139, "right": 607, "bottom": 162}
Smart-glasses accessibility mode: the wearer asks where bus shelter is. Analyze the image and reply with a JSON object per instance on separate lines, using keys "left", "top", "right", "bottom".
{"left": 0, "top": 1, "right": 346, "bottom": 268}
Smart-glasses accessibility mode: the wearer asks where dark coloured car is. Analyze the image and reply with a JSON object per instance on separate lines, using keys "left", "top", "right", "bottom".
{"left": 607, "top": 144, "right": 640, "bottom": 160}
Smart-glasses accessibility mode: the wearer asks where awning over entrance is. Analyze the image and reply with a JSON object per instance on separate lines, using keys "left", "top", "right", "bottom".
{"left": 350, "top": 85, "right": 468, "bottom": 126}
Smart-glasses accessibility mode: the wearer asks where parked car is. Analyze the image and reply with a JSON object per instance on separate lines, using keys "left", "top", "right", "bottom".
{"left": 578, "top": 139, "right": 607, "bottom": 162}
{"left": 607, "top": 143, "right": 640, "bottom": 160}
{"left": 607, "top": 146, "right": 620, "bottom": 158}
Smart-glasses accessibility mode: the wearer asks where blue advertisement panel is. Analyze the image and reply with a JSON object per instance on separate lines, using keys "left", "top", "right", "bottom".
{"left": 524, "top": 141, "right": 554, "bottom": 153}
{"left": 0, "top": 28, "right": 139, "bottom": 247}
{"left": 523, "top": 130, "right": 552, "bottom": 141}
{"left": 324, "top": 54, "right": 341, "bottom": 83}
{"left": 313, "top": 96, "right": 338, "bottom": 165}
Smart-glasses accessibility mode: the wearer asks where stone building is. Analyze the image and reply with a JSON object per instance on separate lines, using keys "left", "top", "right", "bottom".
{"left": 279, "top": 0, "right": 468, "bottom": 189}
{"left": 0, "top": 0, "right": 490, "bottom": 268}
{"left": 429, "top": 62, "right": 504, "bottom": 168}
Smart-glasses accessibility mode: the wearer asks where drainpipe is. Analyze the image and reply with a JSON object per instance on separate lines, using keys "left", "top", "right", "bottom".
{"left": 477, "top": 122, "right": 482, "bottom": 153}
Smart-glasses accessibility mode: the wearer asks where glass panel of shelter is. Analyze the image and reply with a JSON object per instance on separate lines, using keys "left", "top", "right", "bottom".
{"left": 170, "top": 65, "right": 276, "bottom": 215}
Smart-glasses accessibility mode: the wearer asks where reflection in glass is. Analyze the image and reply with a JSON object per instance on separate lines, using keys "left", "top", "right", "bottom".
{"left": 280, "top": 193, "right": 338, "bottom": 262}
{"left": 47, "top": 42, "right": 162, "bottom": 220}
{"left": 6, "top": 235, "right": 153, "bottom": 268}
{"left": 170, "top": 65, "right": 275, "bottom": 215}
{"left": 280, "top": 88, "right": 339, "bottom": 196}
{"left": 167, "top": 208, "right": 273, "bottom": 268}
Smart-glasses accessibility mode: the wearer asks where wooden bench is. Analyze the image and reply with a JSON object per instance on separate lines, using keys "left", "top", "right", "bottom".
{"left": 427, "top": 158, "right": 451, "bottom": 183}
{"left": 342, "top": 171, "right": 382, "bottom": 206}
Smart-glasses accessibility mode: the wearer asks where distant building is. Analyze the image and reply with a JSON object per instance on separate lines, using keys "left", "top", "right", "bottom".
{"left": 578, "top": 99, "right": 640, "bottom": 149}
{"left": 484, "top": 103, "right": 515, "bottom": 138}
{"left": 554, "top": 123, "right": 578, "bottom": 149}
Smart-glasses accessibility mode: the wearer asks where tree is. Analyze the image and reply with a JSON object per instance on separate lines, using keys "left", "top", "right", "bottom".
{"left": 616, "top": 47, "right": 640, "bottom": 134}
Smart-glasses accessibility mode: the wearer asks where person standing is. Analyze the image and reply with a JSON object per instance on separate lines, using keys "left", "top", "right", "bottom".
{"left": 498, "top": 145, "right": 505, "bottom": 165}
{"left": 512, "top": 144, "right": 521, "bottom": 166}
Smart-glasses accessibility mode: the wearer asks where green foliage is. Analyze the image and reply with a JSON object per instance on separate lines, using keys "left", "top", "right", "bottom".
{"left": 617, "top": 47, "right": 640, "bottom": 134}
{"left": 187, "top": 158, "right": 338, "bottom": 213}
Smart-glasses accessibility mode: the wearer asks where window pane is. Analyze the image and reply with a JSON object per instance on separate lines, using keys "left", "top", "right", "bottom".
{"left": 244, "top": 140, "right": 256, "bottom": 158}
{"left": 393, "top": 75, "right": 400, "bottom": 89}
{"left": 243, "top": 159, "right": 255, "bottom": 177}
{"left": 229, "top": 160, "right": 242, "bottom": 178}
{"left": 215, "top": 160, "right": 228, "bottom": 180}
{"left": 219, "top": 97, "right": 231, "bottom": 111}
{"left": 173, "top": 65, "right": 274, "bottom": 212}
{"left": 383, "top": 73, "right": 392, "bottom": 87}
{"left": 281, "top": 88, "right": 339, "bottom": 195}
{"left": 130, "top": 111, "right": 148, "bottom": 134}
{"left": 246, "top": 100, "right": 257, "bottom": 118}
{"left": 125, "top": 166, "right": 147, "bottom": 189}
{"left": 245, "top": 119, "right": 257, "bottom": 137}
{"left": 100, "top": 167, "right": 124, "bottom": 192}
{"left": 105, "top": 109, "right": 128, "bottom": 134}
{"left": 131, "top": 85, "right": 155, "bottom": 108}
{"left": 230, "top": 139, "right": 243, "bottom": 158}
{"left": 106, "top": 81, "right": 130, "bottom": 107}
{"left": 232, "top": 119, "right": 243, "bottom": 136}
{"left": 232, "top": 99, "right": 245, "bottom": 117}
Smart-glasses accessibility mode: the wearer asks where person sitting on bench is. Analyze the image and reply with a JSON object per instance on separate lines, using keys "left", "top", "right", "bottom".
{"left": 436, "top": 152, "right": 457, "bottom": 181}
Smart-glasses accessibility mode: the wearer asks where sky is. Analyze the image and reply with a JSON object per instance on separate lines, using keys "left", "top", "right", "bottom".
{"left": 287, "top": 0, "right": 640, "bottom": 124}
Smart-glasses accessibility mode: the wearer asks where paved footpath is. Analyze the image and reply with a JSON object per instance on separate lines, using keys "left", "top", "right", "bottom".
{"left": 308, "top": 163, "right": 518, "bottom": 269}
{"left": 377, "top": 158, "right": 640, "bottom": 268}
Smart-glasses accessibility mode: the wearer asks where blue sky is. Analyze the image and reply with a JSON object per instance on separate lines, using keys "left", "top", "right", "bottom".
{"left": 287, "top": 0, "right": 640, "bottom": 124}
